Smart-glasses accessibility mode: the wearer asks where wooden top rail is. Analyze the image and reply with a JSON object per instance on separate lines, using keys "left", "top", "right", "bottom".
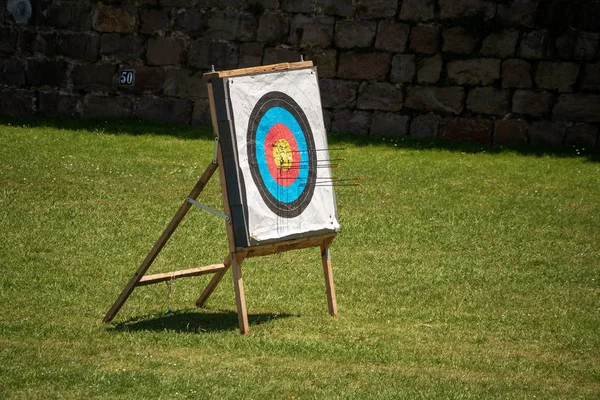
{"left": 203, "top": 61, "right": 313, "bottom": 80}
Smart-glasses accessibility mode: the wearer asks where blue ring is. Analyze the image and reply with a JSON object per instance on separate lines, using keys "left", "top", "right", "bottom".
{"left": 255, "top": 107, "right": 309, "bottom": 203}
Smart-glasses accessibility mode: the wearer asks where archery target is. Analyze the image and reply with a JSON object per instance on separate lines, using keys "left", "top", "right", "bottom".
{"left": 225, "top": 67, "right": 339, "bottom": 244}
{"left": 247, "top": 91, "right": 317, "bottom": 218}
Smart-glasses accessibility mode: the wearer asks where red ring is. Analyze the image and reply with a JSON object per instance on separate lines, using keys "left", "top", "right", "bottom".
{"left": 264, "top": 123, "right": 300, "bottom": 186}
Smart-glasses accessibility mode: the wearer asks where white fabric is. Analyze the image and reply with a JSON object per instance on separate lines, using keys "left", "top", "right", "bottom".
{"left": 227, "top": 67, "right": 340, "bottom": 242}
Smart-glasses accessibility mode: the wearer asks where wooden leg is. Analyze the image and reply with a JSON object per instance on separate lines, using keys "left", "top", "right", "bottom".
{"left": 231, "top": 252, "right": 249, "bottom": 334}
{"left": 103, "top": 161, "right": 218, "bottom": 323}
{"left": 195, "top": 254, "right": 232, "bottom": 307}
{"left": 320, "top": 242, "right": 338, "bottom": 317}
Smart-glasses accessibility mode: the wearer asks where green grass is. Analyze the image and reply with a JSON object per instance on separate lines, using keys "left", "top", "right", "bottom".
{"left": 0, "top": 118, "right": 598, "bottom": 399}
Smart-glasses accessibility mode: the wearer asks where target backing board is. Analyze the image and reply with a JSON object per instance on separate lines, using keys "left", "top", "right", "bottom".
{"left": 210, "top": 65, "right": 340, "bottom": 248}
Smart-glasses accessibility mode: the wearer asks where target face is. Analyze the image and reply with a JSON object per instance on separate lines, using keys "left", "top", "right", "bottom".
{"left": 247, "top": 91, "right": 317, "bottom": 218}
{"left": 215, "top": 66, "right": 339, "bottom": 246}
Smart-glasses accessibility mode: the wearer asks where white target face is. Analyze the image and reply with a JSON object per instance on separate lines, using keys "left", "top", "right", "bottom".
{"left": 225, "top": 67, "right": 339, "bottom": 244}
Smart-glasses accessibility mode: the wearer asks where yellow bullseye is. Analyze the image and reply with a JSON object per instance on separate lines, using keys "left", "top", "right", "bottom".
{"left": 273, "top": 139, "right": 293, "bottom": 171}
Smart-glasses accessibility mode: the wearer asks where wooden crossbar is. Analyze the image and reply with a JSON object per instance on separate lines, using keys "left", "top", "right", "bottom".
{"left": 137, "top": 264, "right": 228, "bottom": 286}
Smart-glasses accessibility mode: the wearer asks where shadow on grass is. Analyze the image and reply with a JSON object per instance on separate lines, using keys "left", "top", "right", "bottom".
{"left": 108, "top": 309, "right": 297, "bottom": 334}
{"left": 328, "top": 131, "right": 600, "bottom": 162}
{"left": 1, "top": 115, "right": 597, "bottom": 161}
{"left": 0, "top": 116, "right": 214, "bottom": 141}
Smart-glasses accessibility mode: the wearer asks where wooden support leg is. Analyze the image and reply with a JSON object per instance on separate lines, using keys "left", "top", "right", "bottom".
{"left": 103, "top": 161, "right": 218, "bottom": 323}
{"left": 195, "top": 254, "right": 232, "bottom": 307}
{"left": 320, "top": 242, "right": 338, "bottom": 317}
{"left": 231, "top": 252, "right": 249, "bottom": 334}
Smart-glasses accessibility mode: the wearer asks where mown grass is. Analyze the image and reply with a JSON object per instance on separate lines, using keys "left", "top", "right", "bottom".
{"left": 0, "top": 118, "right": 598, "bottom": 399}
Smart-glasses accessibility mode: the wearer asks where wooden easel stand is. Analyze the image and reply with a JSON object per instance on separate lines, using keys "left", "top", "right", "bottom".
{"left": 103, "top": 161, "right": 218, "bottom": 323}
{"left": 103, "top": 61, "right": 338, "bottom": 334}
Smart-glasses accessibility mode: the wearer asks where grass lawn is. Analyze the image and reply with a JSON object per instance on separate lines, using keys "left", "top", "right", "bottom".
{"left": 0, "top": 118, "right": 598, "bottom": 399}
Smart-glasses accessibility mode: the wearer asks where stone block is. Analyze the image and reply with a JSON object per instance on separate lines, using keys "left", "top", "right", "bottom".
{"left": 192, "top": 99, "right": 211, "bottom": 126}
{"left": 164, "top": 68, "right": 207, "bottom": 100}
{"left": 174, "top": 9, "right": 208, "bottom": 38}
{"left": 334, "top": 19, "right": 376, "bottom": 49}
{"left": 501, "top": 59, "right": 532, "bottom": 89}
{"left": 535, "top": 62, "right": 579, "bottom": 93}
{"left": 305, "top": 48, "right": 336, "bottom": 78}
{"left": 399, "top": 0, "right": 435, "bottom": 21}
{"left": 263, "top": 46, "right": 302, "bottom": 64}
{"left": 417, "top": 54, "right": 442, "bottom": 84}
{"left": 257, "top": 13, "right": 290, "bottom": 43}
{"left": 118, "top": 66, "right": 164, "bottom": 95}
{"left": 161, "top": 0, "right": 196, "bottom": 6}
{"left": 206, "top": 11, "right": 258, "bottom": 42}
{"left": 26, "top": 59, "right": 68, "bottom": 88}
{"left": 371, "top": 113, "right": 410, "bottom": 136}
{"left": 189, "top": 40, "right": 238, "bottom": 70}
{"left": 577, "top": 2, "right": 600, "bottom": 30}
{"left": 439, "top": 0, "right": 496, "bottom": 20}
{"left": 72, "top": 63, "right": 116, "bottom": 92}
{"left": 410, "top": 114, "right": 440, "bottom": 138}
{"left": 574, "top": 32, "right": 599, "bottom": 61}
{"left": 337, "top": 52, "right": 390, "bottom": 81}
{"left": 529, "top": 121, "right": 565, "bottom": 147}
{"left": 0, "top": 89, "right": 32, "bottom": 117}
{"left": 38, "top": 92, "right": 79, "bottom": 117}
{"left": 137, "top": 96, "right": 192, "bottom": 125}
{"left": 480, "top": 30, "right": 519, "bottom": 58}
{"left": 16, "top": 29, "right": 36, "bottom": 55}
{"left": 374, "top": 22, "right": 409, "bottom": 52}
{"left": 239, "top": 42, "right": 264, "bottom": 68}
{"left": 555, "top": 30, "right": 575, "bottom": 59}
{"left": 356, "top": 0, "right": 398, "bottom": 19}
{"left": 519, "top": 30, "right": 553, "bottom": 59}
{"left": 56, "top": 33, "right": 100, "bottom": 62}
{"left": 580, "top": 63, "right": 600, "bottom": 92}
{"left": 92, "top": 5, "right": 136, "bottom": 34}
{"left": 100, "top": 34, "right": 145, "bottom": 61}
{"left": 281, "top": 0, "right": 313, "bottom": 13}
{"left": 357, "top": 82, "right": 403, "bottom": 112}
{"left": 203, "top": 0, "right": 244, "bottom": 8}
{"left": 31, "top": 32, "right": 57, "bottom": 57}
{"left": 147, "top": 37, "right": 184, "bottom": 66}
{"left": 440, "top": 118, "right": 493, "bottom": 144}
{"left": 493, "top": 119, "right": 528, "bottom": 146}
{"left": 319, "top": 79, "right": 358, "bottom": 109}
{"left": 565, "top": 123, "right": 598, "bottom": 148}
{"left": 140, "top": 9, "right": 169, "bottom": 35}
{"left": 497, "top": 0, "right": 537, "bottom": 27}
{"left": 466, "top": 87, "right": 510, "bottom": 116}
{"left": 331, "top": 109, "right": 371, "bottom": 134}
{"left": 315, "top": 0, "right": 355, "bottom": 17}
{"left": 0, "top": 59, "right": 25, "bottom": 86}
{"left": 553, "top": 94, "right": 600, "bottom": 123}
{"left": 512, "top": 90, "right": 554, "bottom": 117}
{"left": 47, "top": 1, "right": 92, "bottom": 31}
{"left": 405, "top": 86, "right": 465, "bottom": 114}
{"left": 290, "top": 15, "right": 335, "bottom": 47}
{"left": 447, "top": 59, "right": 500, "bottom": 86}
{"left": 301, "top": 24, "right": 335, "bottom": 48}
{"left": 85, "top": 95, "right": 133, "bottom": 118}
{"left": 442, "top": 27, "right": 478, "bottom": 55}
{"left": 0, "top": 27, "right": 17, "bottom": 55}
{"left": 409, "top": 24, "right": 439, "bottom": 54}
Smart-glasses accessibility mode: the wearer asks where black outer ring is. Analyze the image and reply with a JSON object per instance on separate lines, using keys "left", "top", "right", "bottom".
{"left": 247, "top": 91, "right": 317, "bottom": 219}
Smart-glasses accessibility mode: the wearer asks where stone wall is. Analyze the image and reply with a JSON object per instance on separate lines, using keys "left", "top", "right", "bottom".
{"left": 1, "top": 0, "right": 599, "bottom": 148}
